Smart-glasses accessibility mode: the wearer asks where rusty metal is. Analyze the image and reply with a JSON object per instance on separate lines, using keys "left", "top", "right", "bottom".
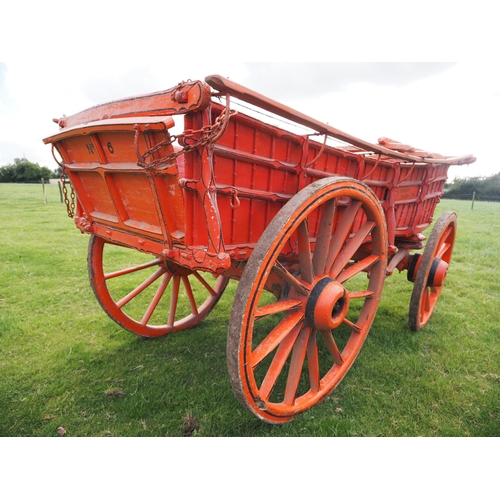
{"left": 133, "top": 95, "right": 234, "bottom": 170}
{"left": 51, "top": 144, "right": 75, "bottom": 218}
{"left": 43, "top": 74, "right": 475, "bottom": 424}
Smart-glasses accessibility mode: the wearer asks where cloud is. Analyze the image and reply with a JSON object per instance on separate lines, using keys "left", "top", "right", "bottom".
{"left": 241, "top": 62, "right": 457, "bottom": 100}
{"left": 0, "top": 62, "right": 8, "bottom": 111}
{"left": 80, "top": 66, "right": 164, "bottom": 105}
{"left": 68, "top": 62, "right": 249, "bottom": 110}
{"left": 0, "top": 140, "right": 44, "bottom": 167}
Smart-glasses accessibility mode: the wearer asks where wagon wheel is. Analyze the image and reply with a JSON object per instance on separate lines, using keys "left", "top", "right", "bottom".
{"left": 408, "top": 211, "right": 457, "bottom": 331}
{"left": 227, "top": 177, "right": 388, "bottom": 423}
{"left": 88, "top": 235, "right": 228, "bottom": 338}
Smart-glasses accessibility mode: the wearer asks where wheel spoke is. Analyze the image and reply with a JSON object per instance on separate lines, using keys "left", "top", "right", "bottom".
{"left": 250, "top": 311, "right": 304, "bottom": 367}
{"left": 167, "top": 275, "right": 181, "bottom": 327}
{"left": 258, "top": 324, "right": 302, "bottom": 400}
{"left": 337, "top": 254, "right": 380, "bottom": 283}
{"left": 192, "top": 271, "right": 217, "bottom": 296}
{"left": 283, "top": 327, "right": 311, "bottom": 405}
{"left": 312, "top": 199, "right": 336, "bottom": 278}
{"left": 116, "top": 267, "right": 167, "bottom": 309}
{"left": 140, "top": 272, "right": 172, "bottom": 324}
{"left": 104, "top": 259, "right": 162, "bottom": 280}
{"left": 428, "top": 287, "right": 440, "bottom": 312}
{"left": 307, "top": 329, "right": 320, "bottom": 393}
{"left": 324, "top": 200, "right": 361, "bottom": 273}
{"left": 321, "top": 329, "right": 344, "bottom": 366}
{"left": 297, "top": 219, "right": 314, "bottom": 284}
{"left": 422, "top": 287, "right": 431, "bottom": 313}
{"left": 255, "top": 299, "right": 303, "bottom": 319}
{"left": 440, "top": 226, "right": 453, "bottom": 244}
{"left": 182, "top": 276, "right": 199, "bottom": 315}
{"left": 349, "top": 290, "right": 375, "bottom": 299}
{"left": 436, "top": 241, "right": 452, "bottom": 260}
{"left": 272, "top": 261, "right": 309, "bottom": 296}
{"left": 342, "top": 317, "right": 361, "bottom": 333}
{"left": 329, "top": 220, "right": 375, "bottom": 279}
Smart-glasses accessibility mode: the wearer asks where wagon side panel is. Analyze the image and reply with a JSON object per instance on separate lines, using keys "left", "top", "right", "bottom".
{"left": 418, "top": 163, "right": 450, "bottom": 232}
{"left": 215, "top": 110, "right": 303, "bottom": 250}
{"left": 182, "top": 106, "right": 306, "bottom": 259}
{"left": 393, "top": 162, "right": 450, "bottom": 242}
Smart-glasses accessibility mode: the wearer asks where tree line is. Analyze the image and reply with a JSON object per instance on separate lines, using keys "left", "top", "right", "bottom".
{"left": 0, "top": 158, "right": 56, "bottom": 183}
{"left": 443, "top": 172, "right": 500, "bottom": 201}
{"left": 1, "top": 157, "right": 499, "bottom": 202}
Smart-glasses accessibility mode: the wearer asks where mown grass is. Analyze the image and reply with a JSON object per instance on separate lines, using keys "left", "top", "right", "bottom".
{"left": 0, "top": 184, "right": 499, "bottom": 436}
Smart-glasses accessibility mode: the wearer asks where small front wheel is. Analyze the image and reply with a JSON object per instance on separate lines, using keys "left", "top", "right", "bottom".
{"left": 227, "top": 177, "right": 388, "bottom": 423}
{"left": 408, "top": 211, "right": 457, "bottom": 331}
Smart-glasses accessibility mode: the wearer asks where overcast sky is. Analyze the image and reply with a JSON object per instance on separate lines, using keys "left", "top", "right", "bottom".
{"left": 1, "top": 3, "right": 498, "bottom": 182}
{"left": 1, "top": 61, "right": 497, "bottom": 180}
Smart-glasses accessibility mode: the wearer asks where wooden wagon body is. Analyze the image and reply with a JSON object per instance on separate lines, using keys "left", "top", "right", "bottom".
{"left": 44, "top": 75, "right": 475, "bottom": 423}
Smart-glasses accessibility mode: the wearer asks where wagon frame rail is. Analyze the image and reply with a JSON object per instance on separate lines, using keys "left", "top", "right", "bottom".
{"left": 206, "top": 74, "right": 475, "bottom": 167}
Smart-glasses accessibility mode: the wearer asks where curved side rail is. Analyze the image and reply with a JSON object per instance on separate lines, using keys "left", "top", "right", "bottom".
{"left": 206, "top": 74, "right": 476, "bottom": 166}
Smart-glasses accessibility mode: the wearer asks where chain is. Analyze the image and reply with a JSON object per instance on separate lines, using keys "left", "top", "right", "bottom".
{"left": 134, "top": 94, "right": 234, "bottom": 169}
{"left": 61, "top": 175, "right": 76, "bottom": 218}
{"left": 52, "top": 145, "right": 76, "bottom": 218}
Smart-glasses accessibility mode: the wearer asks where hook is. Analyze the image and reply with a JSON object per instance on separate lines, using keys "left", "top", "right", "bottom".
{"left": 230, "top": 188, "right": 241, "bottom": 209}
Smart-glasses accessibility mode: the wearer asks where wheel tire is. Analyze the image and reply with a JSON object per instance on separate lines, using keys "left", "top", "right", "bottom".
{"left": 409, "top": 211, "right": 457, "bottom": 331}
{"left": 227, "top": 177, "right": 388, "bottom": 423}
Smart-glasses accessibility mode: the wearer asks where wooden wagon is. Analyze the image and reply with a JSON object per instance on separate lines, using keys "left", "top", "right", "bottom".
{"left": 43, "top": 75, "right": 475, "bottom": 423}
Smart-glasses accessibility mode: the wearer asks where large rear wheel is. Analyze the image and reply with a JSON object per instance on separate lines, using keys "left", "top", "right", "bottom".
{"left": 88, "top": 235, "right": 228, "bottom": 338}
{"left": 227, "top": 177, "right": 388, "bottom": 423}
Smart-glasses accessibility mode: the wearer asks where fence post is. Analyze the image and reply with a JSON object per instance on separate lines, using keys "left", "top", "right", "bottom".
{"left": 58, "top": 180, "right": 63, "bottom": 203}
{"left": 42, "top": 178, "right": 47, "bottom": 204}
{"left": 471, "top": 191, "right": 476, "bottom": 210}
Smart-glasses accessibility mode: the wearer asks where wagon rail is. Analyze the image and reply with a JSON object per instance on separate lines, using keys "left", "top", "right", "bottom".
{"left": 206, "top": 74, "right": 475, "bottom": 166}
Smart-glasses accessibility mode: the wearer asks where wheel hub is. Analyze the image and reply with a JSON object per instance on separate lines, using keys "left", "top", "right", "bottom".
{"left": 164, "top": 260, "right": 191, "bottom": 276}
{"left": 407, "top": 253, "right": 422, "bottom": 283}
{"left": 305, "top": 277, "right": 350, "bottom": 330}
{"left": 427, "top": 258, "right": 449, "bottom": 287}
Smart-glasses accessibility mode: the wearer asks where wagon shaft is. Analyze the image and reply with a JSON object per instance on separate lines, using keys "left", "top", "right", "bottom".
{"left": 43, "top": 74, "right": 475, "bottom": 423}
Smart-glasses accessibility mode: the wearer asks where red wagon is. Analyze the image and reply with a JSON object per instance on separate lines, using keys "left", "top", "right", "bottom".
{"left": 44, "top": 75, "right": 475, "bottom": 423}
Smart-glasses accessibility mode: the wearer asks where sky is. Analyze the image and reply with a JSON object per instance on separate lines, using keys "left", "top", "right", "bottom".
{"left": 1, "top": 60, "right": 497, "bottom": 181}
{"left": 1, "top": 1, "right": 498, "bottom": 182}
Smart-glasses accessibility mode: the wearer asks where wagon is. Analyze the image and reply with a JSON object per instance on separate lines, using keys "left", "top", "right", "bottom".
{"left": 43, "top": 75, "right": 475, "bottom": 423}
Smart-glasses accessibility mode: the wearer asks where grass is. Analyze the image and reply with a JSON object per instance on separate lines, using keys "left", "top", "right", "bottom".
{"left": 0, "top": 183, "right": 499, "bottom": 436}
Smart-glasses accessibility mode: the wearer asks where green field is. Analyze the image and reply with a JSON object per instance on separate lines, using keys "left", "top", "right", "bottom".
{"left": 1, "top": 183, "right": 499, "bottom": 436}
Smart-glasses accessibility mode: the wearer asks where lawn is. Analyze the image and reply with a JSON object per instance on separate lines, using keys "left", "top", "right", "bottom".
{"left": 0, "top": 183, "right": 499, "bottom": 436}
